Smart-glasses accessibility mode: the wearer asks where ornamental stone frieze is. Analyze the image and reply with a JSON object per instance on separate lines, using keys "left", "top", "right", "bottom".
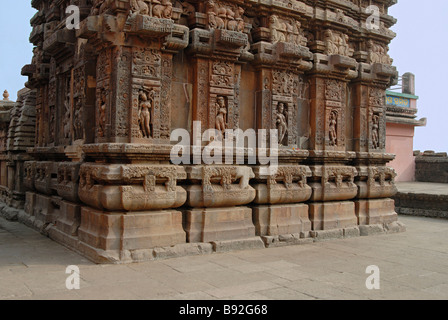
{"left": 78, "top": 163, "right": 187, "bottom": 211}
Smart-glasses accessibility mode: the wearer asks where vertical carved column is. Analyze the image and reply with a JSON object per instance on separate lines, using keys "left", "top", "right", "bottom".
{"left": 50, "top": 2, "right": 192, "bottom": 262}
{"left": 250, "top": 10, "right": 314, "bottom": 246}
{"left": 96, "top": 48, "right": 112, "bottom": 142}
{"left": 306, "top": 41, "right": 360, "bottom": 238}
{"left": 183, "top": 1, "right": 262, "bottom": 247}
{"left": 351, "top": 60, "right": 401, "bottom": 233}
{"left": 111, "top": 46, "right": 132, "bottom": 143}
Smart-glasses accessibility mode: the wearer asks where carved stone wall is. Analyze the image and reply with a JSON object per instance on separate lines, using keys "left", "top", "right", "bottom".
{"left": 5, "top": 0, "right": 405, "bottom": 263}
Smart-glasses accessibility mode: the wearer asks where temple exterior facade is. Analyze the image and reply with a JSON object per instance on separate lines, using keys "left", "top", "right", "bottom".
{"left": 1, "top": 0, "right": 405, "bottom": 263}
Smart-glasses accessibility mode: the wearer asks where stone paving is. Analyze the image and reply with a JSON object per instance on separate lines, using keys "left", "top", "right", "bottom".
{"left": 0, "top": 215, "right": 447, "bottom": 300}
{"left": 396, "top": 182, "right": 448, "bottom": 196}
{"left": 395, "top": 182, "right": 448, "bottom": 219}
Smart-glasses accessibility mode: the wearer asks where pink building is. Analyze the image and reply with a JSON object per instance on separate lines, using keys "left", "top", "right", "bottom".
{"left": 386, "top": 73, "right": 426, "bottom": 182}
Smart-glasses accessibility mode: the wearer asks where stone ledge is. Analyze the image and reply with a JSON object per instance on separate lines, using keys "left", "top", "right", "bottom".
{"left": 397, "top": 207, "right": 448, "bottom": 219}
{"left": 343, "top": 226, "right": 361, "bottom": 238}
{"left": 310, "top": 229, "right": 344, "bottom": 241}
{"left": 211, "top": 237, "right": 266, "bottom": 253}
{"left": 359, "top": 224, "right": 385, "bottom": 236}
{"left": 384, "top": 221, "right": 407, "bottom": 234}
{"left": 310, "top": 227, "right": 361, "bottom": 241}
{"left": 261, "top": 232, "right": 312, "bottom": 247}
{"left": 0, "top": 204, "right": 19, "bottom": 221}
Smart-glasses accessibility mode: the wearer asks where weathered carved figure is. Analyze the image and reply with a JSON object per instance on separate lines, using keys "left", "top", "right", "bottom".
{"left": 367, "top": 40, "right": 393, "bottom": 65}
{"left": 74, "top": 103, "right": 83, "bottom": 141}
{"left": 91, "top": 0, "right": 113, "bottom": 15}
{"left": 207, "top": 1, "right": 225, "bottom": 29}
{"left": 215, "top": 96, "right": 227, "bottom": 135}
{"left": 276, "top": 103, "right": 288, "bottom": 145}
{"left": 329, "top": 110, "right": 338, "bottom": 146}
{"left": 372, "top": 114, "right": 380, "bottom": 149}
{"left": 63, "top": 97, "right": 71, "bottom": 140}
{"left": 138, "top": 90, "right": 152, "bottom": 138}
{"left": 130, "top": 0, "right": 150, "bottom": 15}
{"left": 98, "top": 91, "right": 107, "bottom": 138}
{"left": 153, "top": 0, "right": 173, "bottom": 19}
{"left": 270, "top": 15, "right": 287, "bottom": 43}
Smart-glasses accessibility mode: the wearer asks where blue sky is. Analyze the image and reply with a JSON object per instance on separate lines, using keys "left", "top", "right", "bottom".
{"left": 0, "top": 1, "right": 446, "bottom": 152}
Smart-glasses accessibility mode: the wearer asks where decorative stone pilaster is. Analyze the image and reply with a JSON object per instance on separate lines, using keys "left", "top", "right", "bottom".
{"left": 351, "top": 49, "right": 401, "bottom": 233}
{"left": 187, "top": 6, "right": 251, "bottom": 134}
{"left": 305, "top": 49, "right": 360, "bottom": 238}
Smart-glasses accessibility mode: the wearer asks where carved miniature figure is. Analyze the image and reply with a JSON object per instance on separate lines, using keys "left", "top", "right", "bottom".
{"left": 324, "top": 29, "right": 338, "bottom": 55}
{"left": 99, "top": 91, "right": 107, "bottom": 138}
{"left": 91, "top": 0, "right": 113, "bottom": 15}
{"left": 138, "top": 90, "right": 152, "bottom": 138}
{"left": 236, "top": 7, "right": 245, "bottom": 32}
{"left": 270, "top": 15, "right": 287, "bottom": 43}
{"left": 215, "top": 96, "right": 227, "bottom": 135}
{"left": 74, "top": 103, "right": 83, "bottom": 141}
{"left": 372, "top": 114, "right": 380, "bottom": 149}
{"left": 276, "top": 103, "right": 288, "bottom": 145}
{"left": 293, "top": 21, "right": 307, "bottom": 46}
{"left": 49, "top": 106, "right": 55, "bottom": 144}
{"left": 63, "top": 97, "right": 71, "bottom": 140}
{"left": 329, "top": 110, "right": 338, "bottom": 146}
{"left": 153, "top": 0, "right": 173, "bottom": 19}
{"left": 130, "top": 0, "right": 150, "bottom": 15}
{"left": 207, "top": 1, "right": 225, "bottom": 30}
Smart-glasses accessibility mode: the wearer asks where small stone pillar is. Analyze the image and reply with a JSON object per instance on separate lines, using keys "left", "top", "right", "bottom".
{"left": 402, "top": 72, "right": 415, "bottom": 95}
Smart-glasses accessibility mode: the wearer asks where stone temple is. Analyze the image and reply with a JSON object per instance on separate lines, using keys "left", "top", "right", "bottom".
{"left": 0, "top": 0, "right": 405, "bottom": 264}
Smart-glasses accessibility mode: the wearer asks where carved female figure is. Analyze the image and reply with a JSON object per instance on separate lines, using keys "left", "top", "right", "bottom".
{"left": 74, "top": 101, "right": 83, "bottom": 141}
{"left": 99, "top": 91, "right": 107, "bottom": 137}
{"left": 372, "top": 114, "right": 380, "bottom": 149}
{"left": 329, "top": 110, "right": 338, "bottom": 146}
{"left": 276, "top": 103, "right": 288, "bottom": 145}
{"left": 215, "top": 96, "right": 227, "bottom": 135}
{"left": 63, "top": 97, "right": 71, "bottom": 140}
{"left": 138, "top": 90, "right": 152, "bottom": 138}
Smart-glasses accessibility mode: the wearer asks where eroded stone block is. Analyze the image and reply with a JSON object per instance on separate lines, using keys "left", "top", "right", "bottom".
{"left": 309, "top": 201, "right": 357, "bottom": 231}
{"left": 184, "top": 207, "right": 255, "bottom": 243}
{"left": 355, "top": 198, "right": 398, "bottom": 226}
{"left": 78, "top": 207, "right": 186, "bottom": 252}
{"left": 252, "top": 204, "right": 310, "bottom": 237}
